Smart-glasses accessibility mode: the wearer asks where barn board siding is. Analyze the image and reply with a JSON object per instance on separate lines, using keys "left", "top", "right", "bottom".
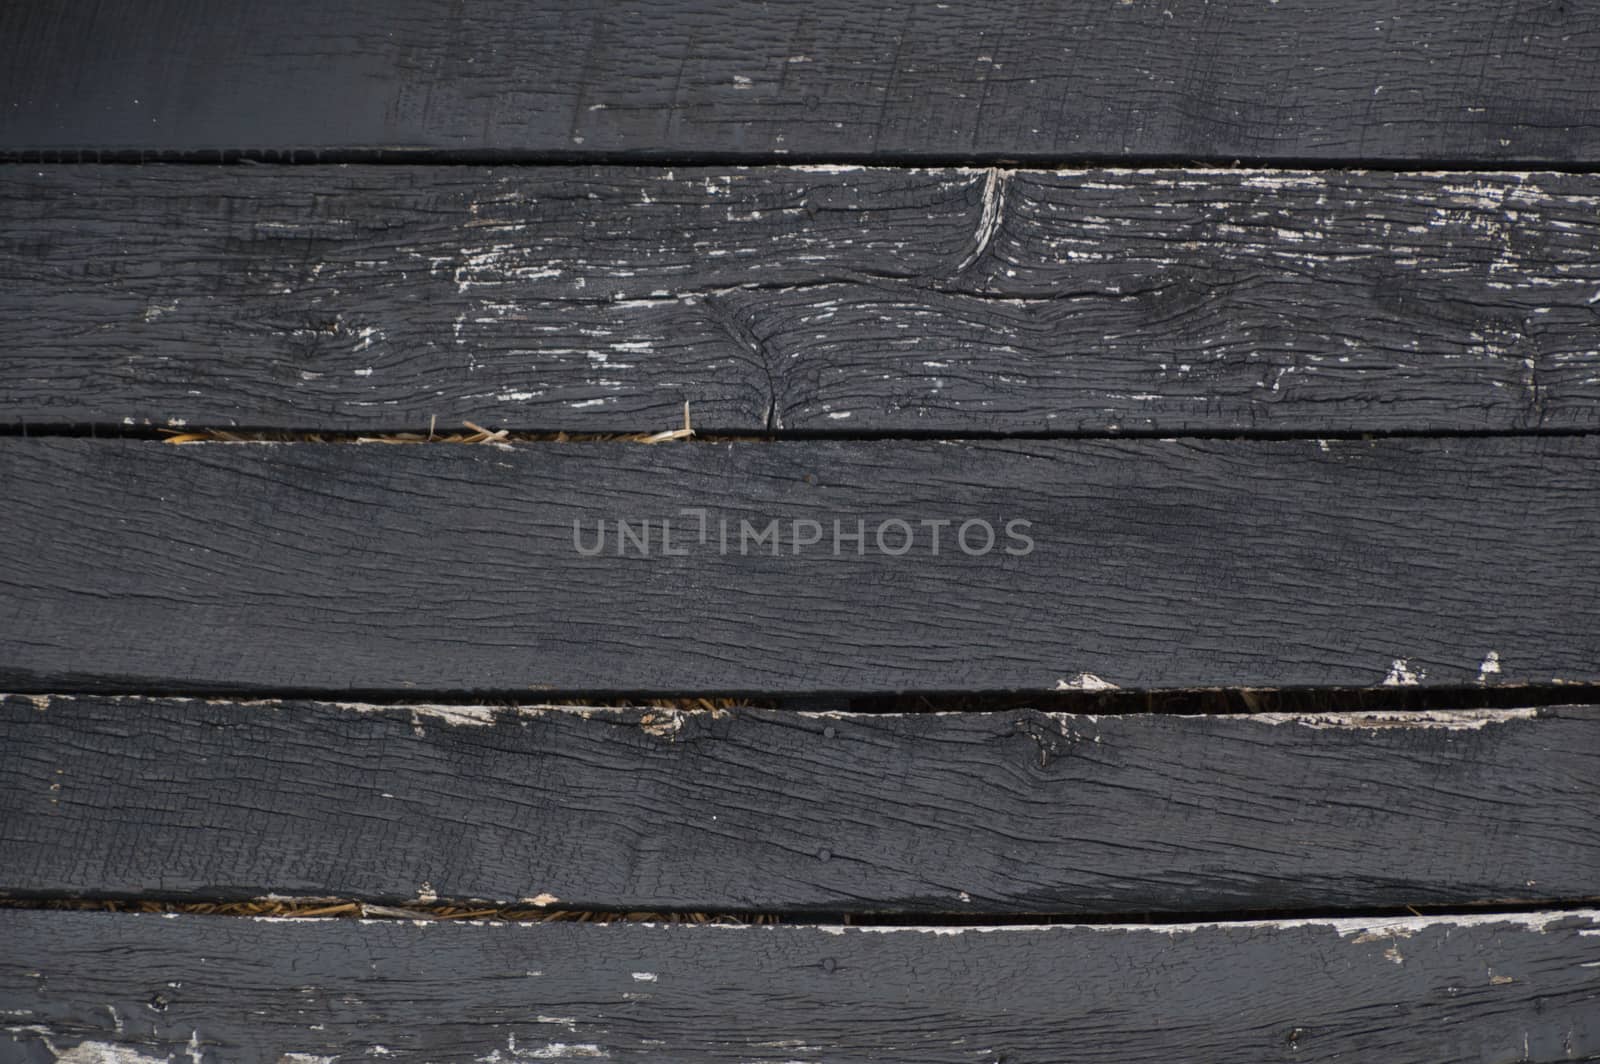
{"left": 4, "top": 166, "right": 1600, "bottom": 433}
{"left": 2, "top": 437, "right": 1597, "bottom": 693}
{"left": 2, "top": 695, "right": 1597, "bottom": 914}
{"left": 5, "top": 1, "right": 1600, "bottom": 164}
{"left": 2, "top": 910, "right": 1597, "bottom": 1063}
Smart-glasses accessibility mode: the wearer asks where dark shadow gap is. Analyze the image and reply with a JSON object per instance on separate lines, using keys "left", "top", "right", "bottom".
{"left": 7, "top": 683, "right": 1599, "bottom": 716}
{"left": 8, "top": 149, "right": 1600, "bottom": 174}
{"left": 3, "top": 423, "right": 1600, "bottom": 444}
{"left": 1, "top": 894, "right": 1595, "bottom": 928}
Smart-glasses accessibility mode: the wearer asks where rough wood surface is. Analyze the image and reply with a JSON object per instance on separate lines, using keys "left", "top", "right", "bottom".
{"left": 5, "top": 1, "right": 1600, "bottom": 164}
{"left": 3, "top": 909, "right": 1597, "bottom": 1063}
{"left": 6, "top": 166, "right": 1600, "bottom": 433}
{"left": 3, "top": 437, "right": 1599, "bottom": 693}
{"left": 3, "top": 695, "right": 1597, "bottom": 914}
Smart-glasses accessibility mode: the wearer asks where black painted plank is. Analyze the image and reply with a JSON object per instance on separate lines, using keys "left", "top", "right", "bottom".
{"left": 3, "top": 909, "right": 1597, "bottom": 1063}
{"left": 5, "top": 1, "right": 1600, "bottom": 164}
{"left": 2, "top": 437, "right": 1598, "bottom": 693}
{"left": 4, "top": 695, "right": 1597, "bottom": 914}
{"left": 5, "top": 166, "right": 1600, "bottom": 433}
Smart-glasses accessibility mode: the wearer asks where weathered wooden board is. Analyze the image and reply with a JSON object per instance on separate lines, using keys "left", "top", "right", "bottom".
{"left": 4, "top": 695, "right": 1597, "bottom": 914}
{"left": 3, "top": 909, "right": 1597, "bottom": 1062}
{"left": 5, "top": 1, "right": 1600, "bottom": 164}
{"left": 5, "top": 165, "right": 1600, "bottom": 433}
{"left": 3, "top": 437, "right": 1599, "bottom": 693}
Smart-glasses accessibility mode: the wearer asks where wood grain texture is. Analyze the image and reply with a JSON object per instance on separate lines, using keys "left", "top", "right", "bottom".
{"left": 4, "top": 695, "right": 1597, "bottom": 914}
{"left": 6, "top": 165, "right": 1600, "bottom": 433}
{"left": 3, "top": 437, "right": 1599, "bottom": 693}
{"left": 3, "top": 909, "right": 1598, "bottom": 1063}
{"left": 5, "top": 1, "right": 1600, "bottom": 164}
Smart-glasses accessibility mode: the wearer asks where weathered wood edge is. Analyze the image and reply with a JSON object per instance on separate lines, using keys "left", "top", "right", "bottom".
{"left": 5, "top": 694, "right": 1597, "bottom": 914}
{"left": 3, "top": 908, "right": 1597, "bottom": 1063}
{"left": 5, "top": 165, "right": 1600, "bottom": 433}
{"left": 4, "top": 436, "right": 1599, "bottom": 693}
{"left": 5, "top": 0, "right": 1600, "bottom": 164}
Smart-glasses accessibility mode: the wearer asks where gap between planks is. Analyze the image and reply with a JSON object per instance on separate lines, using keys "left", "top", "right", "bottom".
{"left": 5, "top": 896, "right": 1600, "bottom": 931}
{"left": 6, "top": 686, "right": 1600, "bottom": 716}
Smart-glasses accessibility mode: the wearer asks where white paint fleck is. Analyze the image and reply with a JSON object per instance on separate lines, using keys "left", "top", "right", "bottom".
{"left": 525, "top": 893, "right": 560, "bottom": 908}
{"left": 631, "top": 972, "right": 658, "bottom": 983}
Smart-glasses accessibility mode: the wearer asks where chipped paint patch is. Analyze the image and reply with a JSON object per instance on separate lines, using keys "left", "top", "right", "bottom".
{"left": 1054, "top": 673, "right": 1118, "bottom": 692}
{"left": 955, "top": 168, "right": 1010, "bottom": 272}
{"left": 51, "top": 1044, "right": 173, "bottom": 1064}
{"left": 1479, "top": 650, "right": 1502, "bottom": 682}
{"left": 638, "top": 710, "right": 684, "bottom": 738}
{"left": 336, "top": 702, "right": 500, "bottom": 726}
{"left": 1382, "top": 659, "right": 1423, "bottom": 686}
{"left": 520, "top": 1045, "right": 608, "bottom": 1060}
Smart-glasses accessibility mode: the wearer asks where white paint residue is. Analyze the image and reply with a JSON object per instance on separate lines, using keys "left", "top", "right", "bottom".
{"left": 631, "top": 972, "right": 658, "bottom": 983}
{"left": 52, "top": 1045, "right": 173, "bottom": 1064}
{"left": 1382, "top": 659, "right": 1422, "bottom": 686}
{"left": 526, "top": 1045, "right": 608, "bottom": 1060}
{"left": 1479, "top": 650, "right": 1502, "bottom": 682}
{"left": 1252, "top": 708, "right": 1538, "bottom": 731}
{"left": 1055, "top": 673, "right": 1118, "bottom": 692}
{"left": 417, "top": 882, "right": 438, "bottom": 904}
{"left": 955, "top": 169, "right": 1010, "bottom": 272}
{"left": 1240, "top": 173, "right": 1327, "bottom": 190}
{"left": 279, "top": 1055, "right": 337, "bottom": 1064}
{"left": 337, "top": 702, "right": 500, "bottom": 727}
{"left": 525, "top": 893, "right": 560, "bottom": 908}
{"left": 841, "top": 908, "right": 1599, "bottom": 938}
{"left": 536, "top": 1017, "right": 578, "bottom": 1031}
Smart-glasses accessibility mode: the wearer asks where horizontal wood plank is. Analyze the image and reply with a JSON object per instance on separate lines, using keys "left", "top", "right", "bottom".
{"left": 4, "top": 436, "right": 1599, "bottom": 693}
{"left": 3, "top": 696, "right": 1597, "bottom": 914}
{"left": 5, "top": 1, "right": 1600, "bottom": 163}
{"left": 3, "top": 909, "right": 1597, "bottom": 1062}
{"left": 5, "top": 166, "right": 1600, "bottom": 433}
